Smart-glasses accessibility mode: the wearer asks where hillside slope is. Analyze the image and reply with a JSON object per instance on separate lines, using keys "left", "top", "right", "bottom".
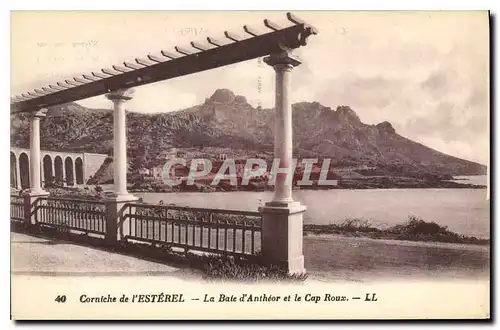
{"left": 10, "top": 89, "right": 486, "bottom": 177}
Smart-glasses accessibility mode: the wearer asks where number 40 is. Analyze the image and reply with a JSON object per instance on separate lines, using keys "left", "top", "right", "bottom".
{"left": 55, "top": 295, "right": 67, "bottom": 303}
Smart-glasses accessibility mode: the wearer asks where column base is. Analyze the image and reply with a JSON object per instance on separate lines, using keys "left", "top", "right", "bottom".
{"left": 281, "top": 255, "right": 305, "bottom": 275}
{"left": 259, "top": 201, "right": 307, "bottom": 275}
{"left": 107, "top": 193, "right": 138, "bottom": 203}
{"left": 263, "top": 200, "right": 306, "bottom": 211}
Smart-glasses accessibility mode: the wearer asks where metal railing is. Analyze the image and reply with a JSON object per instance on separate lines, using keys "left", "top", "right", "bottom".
{"left": 122, "top": 203, "right": 262, "bottom": 256}
{"left": 10, "top": 195, "right": 24, "bottom": 222}
{"left": 10, "top": 196, "right": 263, "bottom": 257}
{"left": 34, "top": 197, "right": 107, "bottom": 235}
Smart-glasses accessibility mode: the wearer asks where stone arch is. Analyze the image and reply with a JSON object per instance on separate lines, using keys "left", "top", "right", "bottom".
{"left": 10, "top": 152, "right": 17, "bottom": 188}
{"left": 64, "top": 156, "right": 74, "bottom": 186}
{"left": 19, "top": 152, "right": 30, "bottom": 189}
{"left": 43, "top": 155, "right": 53, "bottom": 187}
{"left": 54, "top": 156, "right": 63, "bottom": 184}
{"left": 75, "top": 157, "right": 84, "bottom": 185}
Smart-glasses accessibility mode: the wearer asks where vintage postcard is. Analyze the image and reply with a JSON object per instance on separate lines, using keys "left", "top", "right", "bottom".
{"left": 10, "top": 10, "right": 490, "bottom": 320}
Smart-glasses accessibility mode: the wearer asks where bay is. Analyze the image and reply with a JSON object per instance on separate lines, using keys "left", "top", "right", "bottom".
{"left": 135, "top": 178, "right": 490, "bottom": 239}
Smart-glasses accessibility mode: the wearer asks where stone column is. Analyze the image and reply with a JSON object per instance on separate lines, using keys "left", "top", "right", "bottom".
{"left": 40, "top": 162, "right": 44, "bottom": 188}
{"left": 51, "top": 158, "right": 55, "bottom": 184}
{"left": 23, "top": 109, "right": 49, "bottom": 225}
{"left": 72, "top": 159, "right": 77, "bottom": 186}
{"left": 105, "top": 89, "right": 137, "bottom": 244}
{"left": 264, "top": 52, "right": 300, "bottom": 204}
{"left": 106, "top": 89, "right": 135, "bottom": 199}
{"left": 61, "top": 161, "right": 66, "bottom": 186}
{"left": 259, "top": 51, "right": 306, "bottom": 274}
{"left": 16, "top": 157, "right": 21, "bottom": 190}
{"left": 28, "top": 109, "right": 48, "bottom": 195}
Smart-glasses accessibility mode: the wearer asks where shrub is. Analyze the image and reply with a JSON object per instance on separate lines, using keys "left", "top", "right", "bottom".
{"left": 337, "top": 218, "right": 375, "bottom": 232}
{"left": 389, "top": 215, "right": 448, "bottom": 236}
{"left": 303, "top": 215, "right": 489, "bottom": 245}
{"left": 202, "top": 254, "right": 308, "bottom": 283}
{"left": 44, "top": 176, "right": 65, "bottom": 188}
{"left": 46, "top": 187, "right": 102, "bottom": 200}
{"left": 386, "top": 215, "right": 489, "bottom": 244}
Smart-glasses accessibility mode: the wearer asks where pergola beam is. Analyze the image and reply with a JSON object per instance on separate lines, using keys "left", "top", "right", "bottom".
{"left": 11, "top": 13, "right": 317, "bottom": 113}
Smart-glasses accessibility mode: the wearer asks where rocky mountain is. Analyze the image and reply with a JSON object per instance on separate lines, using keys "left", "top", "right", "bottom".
{"left": 10, "top": 88, "right": 486, "bottom": 177}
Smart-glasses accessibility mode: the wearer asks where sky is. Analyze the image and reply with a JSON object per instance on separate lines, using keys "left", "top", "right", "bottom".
{"left": 11, "top": 11, "right": 489, "bottom": 165}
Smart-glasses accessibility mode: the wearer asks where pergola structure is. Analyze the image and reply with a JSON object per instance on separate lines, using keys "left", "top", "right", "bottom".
{"left": 11, "top": 12, "right": 318, "bottom": 273}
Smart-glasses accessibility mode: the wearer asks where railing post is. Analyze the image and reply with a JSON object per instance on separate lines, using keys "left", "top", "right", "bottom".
{"left": 22, "top": 193, "right": 48, "bottom": 225}
{"left": 105, "top": 201, "right": 118, "bottom": 244}
{"left": 22, "top": 194, "right": 31, "bottom": 225}
{"left": 105, "top": 196, "right": 138, "bottom": 245}
{"left": 258, "top": 204, "right": 306, "bottom": 273}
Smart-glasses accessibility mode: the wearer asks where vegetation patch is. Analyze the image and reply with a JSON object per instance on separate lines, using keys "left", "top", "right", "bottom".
{"left": 44, "top": 186, "right": 105, "bottom": 200}
{"left": 304, "top": 215, "right": 489, "bottom": 245}
{"left": 201, "top": 254, "right": 307, "bottom": 283}
{"left": 113, "top": 242, "right": 307, "bottom": 283}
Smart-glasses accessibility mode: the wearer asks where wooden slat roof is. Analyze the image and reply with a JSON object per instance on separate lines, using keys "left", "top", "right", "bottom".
{"left": 11, "top": 12, "right": 317, "bottom": 113}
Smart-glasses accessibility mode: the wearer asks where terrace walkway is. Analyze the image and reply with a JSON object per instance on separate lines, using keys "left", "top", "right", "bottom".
{"left": 11, "top": 232, "right": 489, "bottom": 283}
{"left": 10, "top": 232, "right": 201, "bottom": 279}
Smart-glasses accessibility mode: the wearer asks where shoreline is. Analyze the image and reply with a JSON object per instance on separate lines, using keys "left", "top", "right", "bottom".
{"left": 129, "top": 186, "right": 488, "bottom": 193}
{"left": 128, "top": 181, "right": 487, "bottom": 194}
{"left": 123, "top": 173, "right": 488, "bottom": 193}
{"left": 303, "top": 233, "right": 490, "bottom": 252}
{"left": 303, "top": 231, "right": 490, "bottom": 248}
{"left": 302, "top": 217, "right": 489, "bottom": 247}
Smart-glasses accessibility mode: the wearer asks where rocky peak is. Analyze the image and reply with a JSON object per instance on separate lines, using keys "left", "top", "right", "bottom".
{"left": 208, "top": 89, "right": 236, "bottom": 103}
{"left": 46, "top": 102, "right": 84, "bottom": 116}
{"left": 376, "top": 121, "right": 396, "bottom": 134}
{"left": 335, "top": 105, "right": 361, "bottom": 123}
{"left": 293, "top": 101, "right": 332, "bottom": 112}
{"left": 234, "top": 95, "right": 247, "bottom": 104}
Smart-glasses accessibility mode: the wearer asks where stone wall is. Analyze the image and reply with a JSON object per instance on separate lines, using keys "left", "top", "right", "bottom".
{"left": 82, "top": 153, "right": 109, "bottom": 183}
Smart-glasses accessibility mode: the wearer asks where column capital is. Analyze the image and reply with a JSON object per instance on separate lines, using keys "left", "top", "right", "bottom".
{"left": 106, "top": 88, "right": 134, "bottom": 102}
{"left": 263, "top": 51, "right": 302, "bottom": 70}
{"left": 31, "top": 108, "right": 48, "bottom": 118}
